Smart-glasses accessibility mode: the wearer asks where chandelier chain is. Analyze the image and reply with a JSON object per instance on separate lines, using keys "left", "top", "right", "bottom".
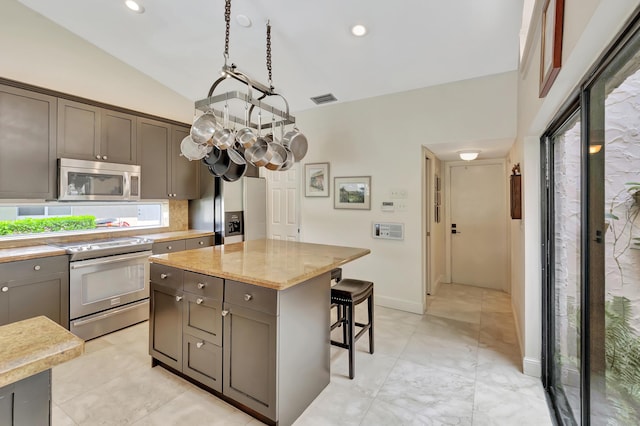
{"left": 224, "top": 0, "right": 231, "bottom": 60}
{"left": 266, "top": 21, "right": 272, "bottom": 87}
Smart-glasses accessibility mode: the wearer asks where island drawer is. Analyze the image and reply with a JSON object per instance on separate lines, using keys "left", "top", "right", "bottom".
{"left": 225, "top": 280, "right": 278, "bottom": 315}
{"left": 150, "top": 263, "right": 183, "bottom": 289}
{"left": 184, "top": 236, "right": 214, "bottom": 250}
{"left": 0, "top": 255, "right": 68, "bottom": 282}
{"left": 184, "top": 272, "right": 223, "bottom": 299}
{"left": 183, "top": 333, "right": 222, "bottom": 392}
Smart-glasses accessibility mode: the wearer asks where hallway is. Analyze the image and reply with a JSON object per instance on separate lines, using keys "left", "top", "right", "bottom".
{"left": 51, "top": 283, "right": 552, "bottom": 425}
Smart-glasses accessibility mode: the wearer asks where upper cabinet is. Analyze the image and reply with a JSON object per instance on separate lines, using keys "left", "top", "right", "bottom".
{"left": 0, "top": 84, "right": 57, "bottom": 199}
{"left": 138, "top": 119, "right": 199, "bottom": 200}
{"left": 57, "top": 99, "right": 137, "bottom": 164}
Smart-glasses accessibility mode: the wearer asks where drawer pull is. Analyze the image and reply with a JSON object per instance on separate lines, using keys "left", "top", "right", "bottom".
{"left": 167, "top": 246, "right": 172, "bottom": 250}
{"left": 197, "top": 283, "right": 206, "bottom": 289}
{"left": 102, "top": 155, "right": 108, "bottom": 160}
{"left": 175, "top": 295, "right": 183, "bottom": 302}
{"left": 221, "top": 310, "right": 229, "bottom": 317}
{"left": 196, "top": 341, "right": 204, "bottom": 349}
{"left": 196, "top": 298, "right": 204, "bottom": 305}
{"left": 1, "top": 286, "right": 8, "bottom": 293}
{"left": 34, "top": 265, "right": 41, "bottom": 271}
{"left": 160, "top": 273, "right": 168, "bottom": 279}
{"left": 199, "top": 241, "right": 204, "bottom": 245}
{"left": 243, "top": 294, "right": 253, "bottom": 302}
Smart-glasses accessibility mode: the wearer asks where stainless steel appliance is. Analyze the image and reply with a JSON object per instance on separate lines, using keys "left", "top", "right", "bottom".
{"left": 190, "top": 173, "right": 266, "bottom": 245}
{"left": 56, "top": 237, "right": 152, "bottom": 340}
{"left": 58, "top": 158, "right": 141, "bottom": 201}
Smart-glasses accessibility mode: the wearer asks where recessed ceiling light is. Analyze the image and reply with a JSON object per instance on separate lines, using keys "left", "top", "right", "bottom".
{"left": 351, "top": 24, "right": 367, "bottom": 37}
{"left": 125, "top": 0, "right": 145, "bottom": 13}
{"left": 236, "top": 14, "right": 252, "bottom": 28}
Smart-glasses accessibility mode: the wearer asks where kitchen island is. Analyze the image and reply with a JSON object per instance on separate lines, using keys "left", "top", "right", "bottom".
{"left": 148, "top": 239, "right": 370, "bottom": 426}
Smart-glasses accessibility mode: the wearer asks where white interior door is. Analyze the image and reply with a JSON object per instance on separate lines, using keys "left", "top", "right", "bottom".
{"left": 448, "top": 162, "right": 507, "bottom": 290}
{"left": 265, "top": 164, "right": 300, "bottom": 241}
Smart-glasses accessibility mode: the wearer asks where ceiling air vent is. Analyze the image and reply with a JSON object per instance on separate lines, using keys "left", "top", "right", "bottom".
{"left": 310, "top": 93, "right": 337, "bottom": 105}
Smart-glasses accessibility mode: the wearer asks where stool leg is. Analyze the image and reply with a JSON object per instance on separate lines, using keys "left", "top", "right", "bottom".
{"left": 341, "top": 304, "right": 348, "bottom": 345}
{"left": 348, "top": 302, "right": 355, "bottom": 379}
{"left": 368, "top": 292, "right": 374, "bottom": 354}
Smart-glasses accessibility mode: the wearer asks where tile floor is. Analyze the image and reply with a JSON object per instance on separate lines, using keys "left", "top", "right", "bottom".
{"left": 52, "top": 283, "right": 553, "bottom": 425}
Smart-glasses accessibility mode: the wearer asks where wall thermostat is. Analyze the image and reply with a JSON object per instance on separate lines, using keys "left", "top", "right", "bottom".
{"left": 372, "top": 222, "right": 404, "bottom": 240}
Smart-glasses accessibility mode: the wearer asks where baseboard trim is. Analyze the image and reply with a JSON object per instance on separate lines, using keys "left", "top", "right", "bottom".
{"left": 523, "top": 357, "right": 541, "bottom": 377}
{"left": 511, "top": 300, "right": 525, "bottom": 359}
{"left": 376, "top": 295, "right": 424, "bottom": 315}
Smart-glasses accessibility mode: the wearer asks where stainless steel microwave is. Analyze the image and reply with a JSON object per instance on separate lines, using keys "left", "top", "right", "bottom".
{"left": 58, "top": 158, "right": 141, "bottom": 201}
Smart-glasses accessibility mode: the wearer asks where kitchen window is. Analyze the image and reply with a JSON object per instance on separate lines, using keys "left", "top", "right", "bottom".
{"left": 0, "top": 201, "right": 168, "bottom": 238}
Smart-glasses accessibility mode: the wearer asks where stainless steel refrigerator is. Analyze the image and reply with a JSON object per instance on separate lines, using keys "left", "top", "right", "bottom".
{"left": 189, "top": 168, "right": 267, "bottom": 245}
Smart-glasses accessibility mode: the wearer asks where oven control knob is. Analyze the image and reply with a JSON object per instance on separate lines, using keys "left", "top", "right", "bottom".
{"left": 196, "top": 298, "right": 204, "bottom": 305}
{"left": 160, "top": 274, "right": 168, "bottom": 279}
{"left": 197, "top": 283, "right": 205, "bottom": 289}
{"left": 196, "top": 342, "right": 204, "bottom": 349}
{"left": 34, "top": 265, "right": 41, "bottom": 271}
{"left": 175, "top": 295, "right": 183, "bottom": 302}
{"left": 1, "top": 286, "right": 8, "bottom": 293}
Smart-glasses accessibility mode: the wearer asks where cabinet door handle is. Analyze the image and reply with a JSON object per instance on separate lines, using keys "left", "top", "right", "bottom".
{"left": 197, "top": 283, "right": 206, "bottom": 289}
{"left": 102, "top": 155, "right": 108, "bottom": 160}
{"left": 196, "top": 341, "right": 204, "bottom": 349}
{"left": 243, "top": 294, "right": 253, "bottom": 302}
{"left": 196, "top": 298, "right": 204, "bottom": 305}
{"left": 1, "top": 286, "right": 8, "bottom": 293}
{"left": 96, "top": 155, "right": 101, "bottom": 160}
{"left": 221, "top": 310, "right": 229, "bottom": 317}
{"left": 34, "top": 265, "right": 41, "bottom": 271}
{"left": 175, "top": 295, "right": 183, "bottom": 302}
{"left": 160, "top": 273, "right": 168, "bottom": 279}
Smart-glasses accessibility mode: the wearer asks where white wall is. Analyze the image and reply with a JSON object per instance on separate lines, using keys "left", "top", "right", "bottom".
{"left": 514, "top": 0, "right": 640, "bottom": 376}
{"left": 0, "top": 0, "right": 193, "bottom": 123}
{"left": 296, "top": 72, "right": 517, "bottom": 314}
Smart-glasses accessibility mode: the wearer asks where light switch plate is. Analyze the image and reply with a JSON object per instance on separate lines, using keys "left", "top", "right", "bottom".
{"left": 372, "top": 222, "right": 404, "bottom": 240}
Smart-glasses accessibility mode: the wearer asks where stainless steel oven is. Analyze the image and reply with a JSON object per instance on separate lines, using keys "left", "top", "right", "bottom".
{"left": 56, "top": 237, "right": 152, "bottom": 340}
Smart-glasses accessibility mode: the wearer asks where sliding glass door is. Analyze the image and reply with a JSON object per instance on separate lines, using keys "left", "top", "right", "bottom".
{"left": 543, "top": 10, "right": 640, "bottom": 425}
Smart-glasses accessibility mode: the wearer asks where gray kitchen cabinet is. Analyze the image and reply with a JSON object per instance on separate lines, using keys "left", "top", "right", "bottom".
{"left": 170, "top": 126, "right": 199, "bottom": 200}
{"left": 149, "top": 264, "right": 183, "bottom": 371}
{"left": 149, "top": 264, "right": 223, "bottom": 391}
{"left": 150, "top": 236, "right": 213, "bottom": 255}
{"left": 57, "top": 99, "right": 137, "bottom": 164}
{"left": 0, "top": 84, "right": 57, "bottom": 200}
{"left": 137, "top": 120, "right": 199, "bottom": 200}
{"left": 137, "top": 118, "right": 170, "bottom": 199}
{"left": 223, "top": 301, "right": 277, "bottom": 420}
{"left": 184, "top": 235, "right": 214, "bottom": 250}
{"left": 0, "top": 256, "right": 69, "bottom": 328}
{"left": 0, "top": 370, "right": 51, "bottom": 426}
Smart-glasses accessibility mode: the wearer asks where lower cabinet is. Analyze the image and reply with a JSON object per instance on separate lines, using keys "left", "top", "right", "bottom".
{"left": 149, "top": 264, "right": 223, "bottom": 392}
{"left": 150, "top": 235, "right": 213, "bottom": 255}
{"left": 0, "top": 370, "right": 51, "bottom": 426}
{"left": 0, "top": 256, "right": 69, "bottom": 328}
{"left": 222, "top": 302, "right": 277, "bottom": 420}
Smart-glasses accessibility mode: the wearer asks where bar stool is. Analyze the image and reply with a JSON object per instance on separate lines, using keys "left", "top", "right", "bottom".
{"left": 330, "top": 274, "right": 374, "bottom": 379}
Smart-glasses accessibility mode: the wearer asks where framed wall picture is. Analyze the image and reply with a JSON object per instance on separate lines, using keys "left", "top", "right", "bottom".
{"left": 539, "top": 0, "right": 565, "bottom": 97}
{"left": 304, "top": 163, "right": 330, "bottom": 197}
{"left": 334, "top": 176, "right": 371, "bottom": 210}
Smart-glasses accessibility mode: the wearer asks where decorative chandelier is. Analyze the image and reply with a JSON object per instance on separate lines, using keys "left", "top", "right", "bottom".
{"left": 180, "top": 0, "right": 307, "bottom": 182}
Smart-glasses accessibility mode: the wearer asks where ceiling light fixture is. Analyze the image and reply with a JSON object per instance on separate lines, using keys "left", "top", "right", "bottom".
{"left": 351, "top": 24, "right": 367, "bottom": 37}
{"left": 458, "top": 151, "right": 480, "bottom": 161}
{"left": 125, "top": 0, "right": 144, "bottom": 13}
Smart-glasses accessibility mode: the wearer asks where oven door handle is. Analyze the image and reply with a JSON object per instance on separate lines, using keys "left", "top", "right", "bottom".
{"left": 70, "top": 251, "right": 153, "bottom": 269}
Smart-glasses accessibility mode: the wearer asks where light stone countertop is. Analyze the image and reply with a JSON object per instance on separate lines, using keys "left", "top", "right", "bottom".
{"left": 149, "top": 239, "right": 370, "bottom": 290}
{"left": 0, "top": 316, "right": 84, "bottom": 388}
{"left": 0, "top": 245, "right": 67, "bottom": 263}
{"left": 140, "top": 230, "right": 214, "bottom": 243}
